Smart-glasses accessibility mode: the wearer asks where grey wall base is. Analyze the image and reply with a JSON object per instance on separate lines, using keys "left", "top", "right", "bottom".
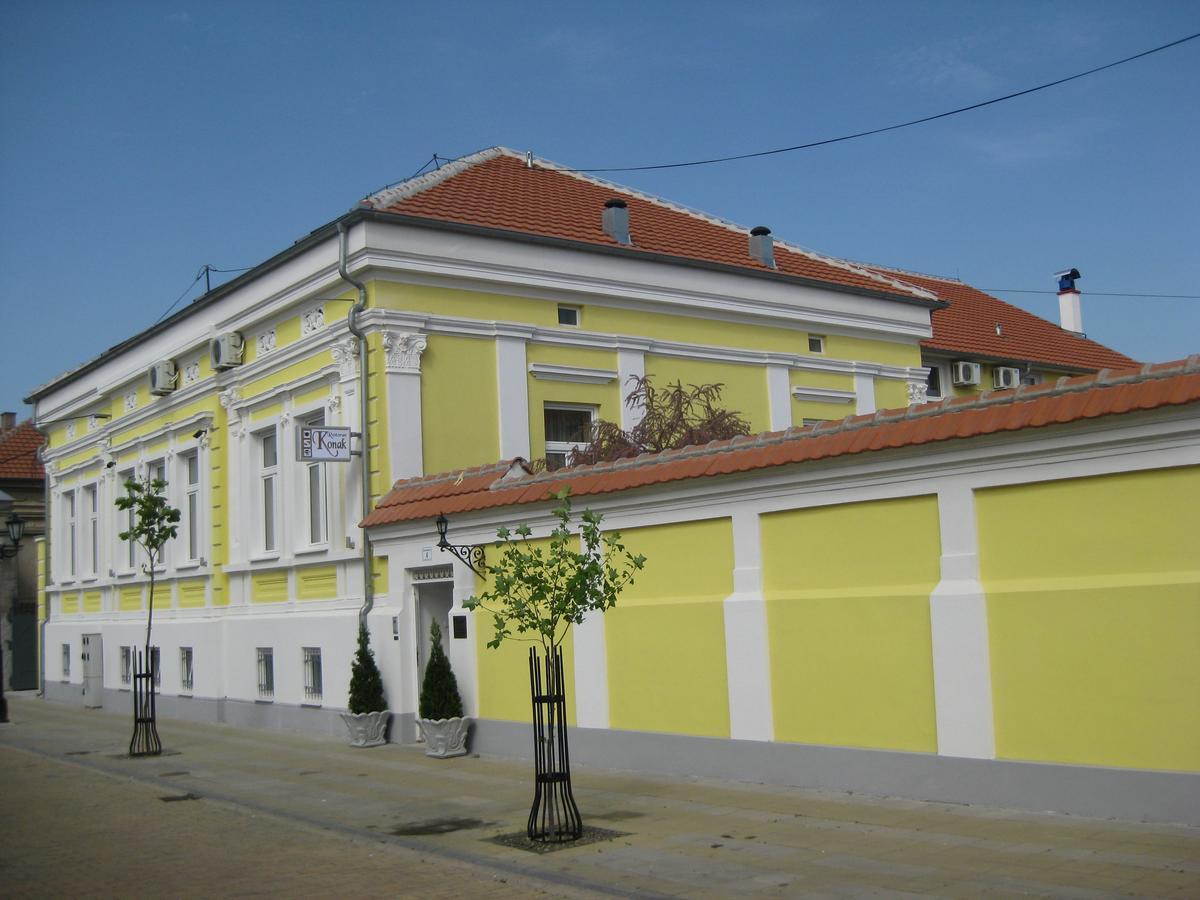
{"left": 471, "top": 719, "right": 1200, "bottom": 827}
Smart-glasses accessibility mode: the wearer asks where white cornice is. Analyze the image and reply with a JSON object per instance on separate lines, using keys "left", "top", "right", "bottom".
{"left": 528, "top": 363, "right": 618, "bottom": 385}
{"left": 791, "top": 388, "right": 856, "bottom": 404}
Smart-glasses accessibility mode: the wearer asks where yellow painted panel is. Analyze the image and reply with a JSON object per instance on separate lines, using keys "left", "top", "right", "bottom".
{"left": 119, "top": 584, "right": 143, "bottom": 611}
{"left": 874, "top": 379, "right": 909, "bottom": 413}
{"left": 979, "top": 468, "right": 1200, "bottom": 771}
{"left": 588, "top": 306, "right": 807, "bottom": 354}
{"left": 605, "top": 519, "right": 732, "bottom": 738}
{"left": 177, "top": 578, "right": 207, "bottom": 609}
{"left": 292, "top": 383, "right": 331, "bottom": 413}
{"left": 82, "top": 590, "right": 102, "bottom": 613}
{"left": 789, "top": 370, "right": 854, "bottom": 392}
{"left": 827, "top": 335, "right": 920, "bottom": 368}
{"left": 145, "top": 439, "right": 168, "bottom": 458}
{"left": 252, "top": 570, "right": 289, "bottom": 604}
{"left": 242, "top": 355, "right": 331, "bottom": 400}
{"left": 56, "top": 446, "right": 105, "bottom": 469}
{"left": 276, "top": 315, "right": 300, "bottom": 348}
{"left": 372, "top": 555, "right": 388, "bottom": 597}
{"left": 249, "top": 401, "right": 283, "bottom": 423}
{"left": 376, "top": 282, "right": 557, "bottom": 327}
{"left": 297, "top": 564, "right": 337, "bottom": 601}
{"left": 61, "top": 592, "right": 80, "bottom": 615}
{"left": 643, "top": 356, "right": 770, "bottom": 434}
{"left": 110, "top": 396, "right": 220, "bottom": 446}
{"left": 420, "top": 335, "right": 499, "bottom": 473}
{"left": 763, "top": 496, "right": 940, "bottom": 752}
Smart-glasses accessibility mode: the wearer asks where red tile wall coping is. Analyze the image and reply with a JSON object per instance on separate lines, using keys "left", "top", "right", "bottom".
{"left": 362, "top": 356, "right": 1200, "bottom": 529}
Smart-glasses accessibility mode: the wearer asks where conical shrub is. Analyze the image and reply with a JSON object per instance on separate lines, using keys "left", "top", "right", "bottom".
{"left": 348, "top": 625, "right": 387, "bottom": 714}
{"left": 419, "top": 620, "right": 464, "bottom": 721}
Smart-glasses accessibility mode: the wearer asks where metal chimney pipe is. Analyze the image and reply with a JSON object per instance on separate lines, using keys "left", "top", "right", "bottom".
{"left": 602, "top": 198, "right": 630, "bottom": 245}
{"left": 749, "top": 226, "right": 775, "bottom": 268}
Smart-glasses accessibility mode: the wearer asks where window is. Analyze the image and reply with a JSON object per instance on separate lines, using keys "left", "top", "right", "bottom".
{"left": 118, "top": 469, "right": 136, "bottom": 569}
{"left": 61, "top": 644, "right": 71, "bottom": 680}
{"left": 180, "top": 647, "right": 194, "bottom": 692}
{"left": 120, "top": 646, "right": 132, "bottom": 685}
{"left": 557, "top": 305, "right": 580, "bottom": 327}
{"left": 84, "top": 485, "right": 98, "bottom": 576}
{"left": 182, "top": 451, "right": 201, "bottom": 561}
{"left": 926, "top": 365, "right": 943, "bottom": 399}
{"left": 543, "top": 404, "right": 595, "bottom": 471}
{"left": 256, "top": 648, "right": 274, "bottom": 699}
{"left": 302, "top": 647, "right": 323, "bottom": 702}
{"left": 147, "top": 460, "right": 167, "bottom": 567}
{"left": 258, "top": 429, "right": 278, "bottom": 553}
{"left": 64, "top": 491, "right": 77, "bottom": 578}
{"left": 303, "top": 414, "right": 327, "bottom": 546}
{"left": 150, "top": 646, "right": 161, "bottom": 686}
{"left": 808, "top": 335, "right": 825, "bottom": 354}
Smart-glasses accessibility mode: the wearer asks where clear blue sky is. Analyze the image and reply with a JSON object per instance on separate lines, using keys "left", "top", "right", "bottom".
{"left": 2, "top": 1, "right": 1197, "bottom": 417}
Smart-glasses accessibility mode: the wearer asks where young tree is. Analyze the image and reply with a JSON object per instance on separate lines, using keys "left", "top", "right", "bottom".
{"left": 568, "top": 375, "right": 750, "bottom": 466}
{"left": 347, "top": 624, "right": 387, "bottom": 715}
{"left": 116, "top": 477, "right": 180, "bottom": 657}
{"left": 418, "top": 620, "right": 464, "bottom": 721}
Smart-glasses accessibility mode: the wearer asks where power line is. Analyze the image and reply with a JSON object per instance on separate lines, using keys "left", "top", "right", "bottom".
{"left": 153, "top": 271, "right": 205, "bottom": 324}
{"left": 153, "top": 263, "right": 256, "bottom": 325}
{"left": 566, "top": 32, "right": 1200, "bottom": 174}
{"left": 986, "top": 289, "right": 1200, "bottom": 300}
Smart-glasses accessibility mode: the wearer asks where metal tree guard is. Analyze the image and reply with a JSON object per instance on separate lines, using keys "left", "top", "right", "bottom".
{"left": 527, "top": 646, "right": 582, "bottom": 842}
{"left": 129, "top": 648, "right": 162, "bottom": 757}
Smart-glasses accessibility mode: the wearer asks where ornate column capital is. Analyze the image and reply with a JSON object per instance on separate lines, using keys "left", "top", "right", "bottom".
{"left": 907, "top": 381, "right": 929, "bottom": 406}
{"left": 332, "top": 338, "right": 360, "bottom": 381}
{"left": 382, "top": 331, "right": 428, "bottom": 374}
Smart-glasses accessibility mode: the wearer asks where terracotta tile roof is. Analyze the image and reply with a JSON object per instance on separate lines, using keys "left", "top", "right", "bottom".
{"left": 363, "top": 356, "right": 1200, "bottom": 529}
{"left": 366, "top": 148, "right": 939, "bottom": 304}
{"left": 0, "top": 420, "right": 45, "bottom": 481}
{"left": 863, "top": 266, "right": 1138, "bottom": 372}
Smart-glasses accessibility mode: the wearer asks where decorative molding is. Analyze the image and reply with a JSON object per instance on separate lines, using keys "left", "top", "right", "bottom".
{"left": 528, "top": 363, "right": 618, "bottom": 385}
{"left": 183, "top": 361, "right": 201, "bottom": 385}
{"left": 382, "top": 331, "right": 428, "bottom": 374}
{"left": 123, "top": 391, "right": 138, "bottom": 412}
{"left": 196, "top": 430, "right": 212, "bottom": 450}
{"left": 301, "top": 307, "right": 326, "bottom": 336}
{"left": 325, "top": 392, "right": 342, "bottom": 417}
{"left": 331, "top": 339, "right": 359, "bottom": 381}
{"left": 219, "top": 387, "right": 242, "bottom": 415}
{"left": 908, "top": 381, "right": 930, "bottom": 406}
{"left": 255, "top": 329, "right": 277, "bottom": 356}
{"left": 65, "top": 421, "right": 75, "bottom": 439}
{"left": 790, "top": 387, "right": 856, "bottom": 404}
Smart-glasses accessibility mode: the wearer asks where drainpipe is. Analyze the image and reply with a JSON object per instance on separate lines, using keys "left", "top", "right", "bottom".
{"left": 31, "top": 406, "right": 50, "bottom": 697}
{"left": 337, "top": 219, "right": 374, "bottom": 625}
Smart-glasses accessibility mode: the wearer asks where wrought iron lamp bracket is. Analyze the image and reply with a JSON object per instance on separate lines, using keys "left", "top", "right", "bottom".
{"left": 435, "top": 514, "right": 486, "bottom": 577}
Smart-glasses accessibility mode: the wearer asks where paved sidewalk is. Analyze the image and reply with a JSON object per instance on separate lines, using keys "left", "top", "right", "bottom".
{"left": 1, "top": 695, "right": 1197, "bottom": 898}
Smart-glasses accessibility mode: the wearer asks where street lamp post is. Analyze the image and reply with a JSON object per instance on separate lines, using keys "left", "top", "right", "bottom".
{"left": 0, "top": 512, "right": 27, "bottom": 723}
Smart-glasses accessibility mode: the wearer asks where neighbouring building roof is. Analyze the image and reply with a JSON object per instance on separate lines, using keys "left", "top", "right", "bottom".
{"left": 0, "top": 420, "right": 45, "bottom": 481}
{"left": 363, "top": 355, "right": 1200, "bottom": 529}
{"left": 865, "top": 266, "right": 1139, "bottom": 372}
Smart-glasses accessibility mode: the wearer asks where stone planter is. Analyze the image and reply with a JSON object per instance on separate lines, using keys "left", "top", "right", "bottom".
{"left": 340, "top": 710, "right": 391, "bottom": 748}
{"left": 417, "top": 716, "right": 472, "bottom": 758}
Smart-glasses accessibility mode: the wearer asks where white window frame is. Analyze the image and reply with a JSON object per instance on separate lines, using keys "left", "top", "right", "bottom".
{"left": 557, "top": 304, "right": 580, "bottom": 327}
{"left": 925, "top": 361, "right": 950, "bottom": 399}
{"left": 62, "top": 489, "right": 77, "bottom": 580}
{"left": 116, "top": 468, "right": 137, "bottom": 574}
{"left": 299, "top": 413, "right": 328, "bottom": 550}
{"left": 61, "top": 643, "right": 71, "bottom": 681}
{"left": 180, "top": 647, "right": 194, "bottom": 693}
{"left": 543, "top": 403, "right": 597, "bottom": 471}
{"left": 808, "top": 334, "right": 826, "bottom": 354}
{"left": 150, "top": 645, "right": 161, "bottom": 687}
{"left": 256, "top": 428, "right": 280, "bottom": 557}
{"left": 256, "top": 647, "right": 275, "bottom": 699}
{"left": 146, "top": 459, "right": 167, "bottom": 570}
{"left": 302, "top": 647, "right": 323, "bottom": 703}
{"left": 83, "top": 483, "right": 99, "bottom": 578}
{"left": 120, "top": 646, "right": 132, "bottom": 686}
{"left": 180, "top": 450, "right": 203, "bottom": 565}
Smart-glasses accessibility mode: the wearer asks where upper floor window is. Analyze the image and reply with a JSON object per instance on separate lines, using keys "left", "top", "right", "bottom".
{"left": 303, "top": 414, "right": 327, "bottom": 547}
{"left": 557, "top": 305, "right": 580, "bottom": 327}
{"left": 118, "top": 469, "right": 136, "bottom": 569}
{"left": 181, "top": 451, "right": 202, "bottom": 562}
{"left": 258, "top": 429, "right": 279, "bottom": 553}
{"left": 83, "top": 484, "right": 98, "bottom": 576}
{"left": 63, "top": 490, "right": 77, "bottom": 578}
{"left": 147, "top": 459, "right": 167, "bottom": 567}
{"left": 808, "top": 335, "right": 825, "bottom": 354}
{"left": 544, "top": 404, "right": 595, "bottom": 471}
{"left": 926, "top": 365, "right": 943, "bottom": 399}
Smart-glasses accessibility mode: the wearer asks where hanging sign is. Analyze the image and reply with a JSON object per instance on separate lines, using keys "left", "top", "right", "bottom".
{"left": 297, "top": 425, "right": 352, "bottom": 463}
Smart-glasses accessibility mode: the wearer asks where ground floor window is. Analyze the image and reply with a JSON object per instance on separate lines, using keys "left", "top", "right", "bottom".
{"left": 150, "top": 646, "right": 161, "bottom": 686}
{"left": 180, "top": 647, "right": 194, "bottom": 693}
{"left": 302, "top": 647, "right": 323, "bottom": 703}
{"left": 120, "top": 646, "right": 132, "bottom": 685}
{"left": 61, "top": 644, "right": 70, "bottom": 680}
{"left": 256, "top": 648, "right": 274, "bottom": 699}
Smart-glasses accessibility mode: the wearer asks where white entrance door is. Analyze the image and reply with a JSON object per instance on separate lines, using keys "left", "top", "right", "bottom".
{"left": 414, "top": 582, "right": 454, "bottom": 693}
{"left": 81, "top": 633, "right": 103, "bottom": 708}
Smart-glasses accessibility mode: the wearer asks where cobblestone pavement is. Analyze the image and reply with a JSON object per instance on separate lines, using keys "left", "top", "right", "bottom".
{"left": 2, "top": 695, "right": 1198, "bottom": 898}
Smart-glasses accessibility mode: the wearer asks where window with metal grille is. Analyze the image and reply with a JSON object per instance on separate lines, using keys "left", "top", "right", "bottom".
{"left": 61, "top": 644, "right": 71, "bottom": 680}
{"left": 180, "top": 647, "right": 194, "bottom": 692}
{"left": 150, "top": 646, "right": 161, "bottom": 686}
{"left": 302, "top": 647, "right": 323, "bottom": 702}
{"left": 120, "top": 646, "right": 132, "bottom": 685}
{"left": 543, "top": 404, "right": 595, "bottom": 470}
{"left": 256, "top": 648, "right": 274, "bottom": 699}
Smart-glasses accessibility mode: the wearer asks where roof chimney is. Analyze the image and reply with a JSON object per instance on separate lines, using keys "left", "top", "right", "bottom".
{"left": 602, "top": 198, "right": 631, "bottom": 245}
{"left": 0, "top": 412, "right": 15, "bottom": 432}
{"left": 1056, "top": 267, "right": 1083, "bottom": 334}
{"left": 749, "top": 226, "right": 775, "bottom": 268}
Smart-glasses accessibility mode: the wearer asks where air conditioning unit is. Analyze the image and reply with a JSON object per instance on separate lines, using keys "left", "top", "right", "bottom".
{"left": 148, "top": 360, "right": 178, "bottom": 396}
{"left": 993, "top": 366, "right": 1021, "bottom": 390}
{"left": 210, "top": 332, "right": 244, "bottom": 370}
{"left": 951, "top": 361, "right": 981, "bottom": 386}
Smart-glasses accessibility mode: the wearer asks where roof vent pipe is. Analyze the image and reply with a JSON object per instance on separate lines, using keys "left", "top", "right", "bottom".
{"left": 749, "top": 226, "right": 775, "bottom": 268}
{"left": 602, "top": 198, "right": 631, "bottom": 245}
{"left": 1056, "top": 267, "right": 1083, "bottom": 335}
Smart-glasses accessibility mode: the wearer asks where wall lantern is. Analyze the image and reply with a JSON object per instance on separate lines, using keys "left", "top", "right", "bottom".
{"left": 0, "top": 512, "right": 24, "bottom": 560}
{"left": 435, "top": 514, "right": 486, "bottom": 577}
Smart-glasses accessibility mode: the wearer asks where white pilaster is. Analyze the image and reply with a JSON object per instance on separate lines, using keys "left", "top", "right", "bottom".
{"left": 496, "top": 336, "right": 530, "bottom": 460}
{"left": 930, "top": 483, "right": 996, "bottom": 759}
{"left": 723, "top": 509, "right": 773, "bottom": 741}
{"left": 617, "top": 348, "right": 647, "bottom": 430}
{"left": 854, "top": 371, "right": 876, "bottom": 415}
{"left": 767, "top": 365, "right": 792, "bottom": 431}
{"left": 382, "top": 331, "right": 427, "bottom": 480}
{"left": 572, "top": 608, "right": 609, "bottom": 729}
{"left": 449, "top": 562, "right": 479, "bottom": 718}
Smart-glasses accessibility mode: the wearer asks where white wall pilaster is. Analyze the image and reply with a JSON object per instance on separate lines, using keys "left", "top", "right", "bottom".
{"left": 723, "top": 509, "right": 773, "bottom": 742}
{"left": 854, "top": 371, "right": 877, "bottom": 415}
{"left": 382, "top": 331, "right": 427, "bottom": 481}
{"left": 767, "top": 365, "right": 792, "bottom": 431}
{"left": 573, "top": 608, "right": 610, "bottom": 729}
{"left": 930, "top": 483, "right": 996, "bottom": 759}
{"left": 496, "top": 336, "right": 530, "bottom": 460}
{"left": 617, "top": 348, "right": 647, "bottom": 430}
{"left": 449, "top": 562, "right": 480, "bottom": 717}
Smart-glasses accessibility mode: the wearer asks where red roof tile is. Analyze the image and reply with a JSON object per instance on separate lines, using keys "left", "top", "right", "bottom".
{"left": 0, "top": 420, "right": 45, "bottom": 481}
{"left": 864, "top": 267, "right": 1138, "bottom": 372}
{"left": 368, "top": 149, "right": 937, "bottom": 303}
{"left": 362, "top": 356, "right": 1200, "bottom": 530}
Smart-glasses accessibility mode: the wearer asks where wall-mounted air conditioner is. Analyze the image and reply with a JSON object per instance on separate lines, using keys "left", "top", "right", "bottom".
{"left": 210, "top": 332, "right": 244, "bottom": 370}
{"left": 951, "top": 361, "right": 981, "bottom": 386}
{"left": 148, "top": 360, "right": 178, "bottom": 396}
{"left": 993, "top": 366, "right": 1021, "bottom": 390}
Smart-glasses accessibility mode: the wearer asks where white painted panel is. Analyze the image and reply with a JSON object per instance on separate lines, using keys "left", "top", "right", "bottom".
{"left": 496, "top": 336, "right": 531, "bottom": 460}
